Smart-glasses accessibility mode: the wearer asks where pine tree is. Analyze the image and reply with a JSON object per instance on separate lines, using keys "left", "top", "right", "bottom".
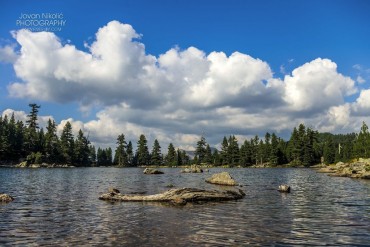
{"left": 165, "top": 143, "right": 176, "bottom": 166}
{"left": 205, "top": 144, "right": 213, "bottom": 164}
{"left": 45, "top": 119, "right": 61, "bottom": 163}
{"left": 220, "top": 136, "right": 229, "bottom": 165}
{"left": 228, "top": 135, "right": 239, "bottom": 166}
{"left": 75, "top": 129, "right": 90, "bottom": 166}
{"left": 213, "top": 149, "right": 221, "bottom": 166}
{"left": 60, "top": 121, "right": 74, "bottom": 164}
{"left": 240, "top": 139, "right": 252, "bottom": 166}
{"left": 23, "top": 104, "right": 40, "bottom": 154}
{"left": 127, "top": 141, "right": 133, "bottom": 166}
{"left": 89, "top": 145, "right": 96, "bottom": 166}
{"left": 264, "top": 132, "right": 271, "bottom": 163}
{"left": 195, "top": 136, "right": 207, "bottom": 164}
{"left": 353, "top": 121, "right": 370, "bottom": 158}
{"left": 323, "top": 135, "right": 335, "bottom": 164}
{"left": 136, "top": 134, "right": 149, "bottom": 166}
{"left": 106, "top": 147, "right": 113, "bottom": 165}
{"left": 114, "top": 134, "right": 127, "bottom": 167}
{"left": 151, "top": 139, "right": 162, "bottom": 166}
{"left": 269, "top": 133, "right": 279, "bottom": 166}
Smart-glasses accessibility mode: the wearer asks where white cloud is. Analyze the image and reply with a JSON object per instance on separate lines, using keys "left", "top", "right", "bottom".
{"left": 2, "top": 108, "right": 53, "bottom": 129}
{"left": 283, "top": 58, "right": 356, "bottom": 113}
{"left": 0, "top": 45, "right": 18, "bottom": 63}
{"left": 2, "top": 21, "right": 368, "bottom": 149}
{"left": 357, "top": 75, "right": 365, "bottom": 84}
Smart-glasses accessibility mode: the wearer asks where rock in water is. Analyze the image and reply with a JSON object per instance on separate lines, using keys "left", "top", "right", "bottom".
{"left": 143, "top": 168, "right": 164, "bottom": 174}
{"left": 0, "top": 194, "right": 14, "bottom": 202}
{"left": 99, "top": 187, "right": 245, "bottom": 205}
{"left": 205, "top": 172, "right": 238, "bottom": 186}
{"left": 278, "top": 185, "right": 290, "bottom": 193}
{"left": 181, "top": 165, "right": 203, "bottom": 173}
{"left": 108, "top": 187, "right": 120, "bottom": 195}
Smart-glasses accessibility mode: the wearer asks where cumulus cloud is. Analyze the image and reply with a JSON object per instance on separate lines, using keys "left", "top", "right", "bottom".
{"left": 3, "top": 20, "right": 367, "bottom": 149}
{"left": 0, "top": 45, "right": 18, "bottom": 63}
{"left": 283, "top": 58, "right": 356, "bottom": 113}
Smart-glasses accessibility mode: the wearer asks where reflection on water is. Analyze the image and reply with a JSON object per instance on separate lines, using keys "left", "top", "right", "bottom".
{"left": 0, "top": 168, "right": 369, "bottom": 246}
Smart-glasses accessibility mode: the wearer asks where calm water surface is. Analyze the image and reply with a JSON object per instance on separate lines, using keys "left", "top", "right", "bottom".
{"left": 0, "top": 168, "right": 369, "bottom": 246}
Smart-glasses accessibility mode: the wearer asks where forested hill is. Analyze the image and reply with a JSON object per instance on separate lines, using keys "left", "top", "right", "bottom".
{"left": 1, "top": 104, "right": 369, "bottom": 167}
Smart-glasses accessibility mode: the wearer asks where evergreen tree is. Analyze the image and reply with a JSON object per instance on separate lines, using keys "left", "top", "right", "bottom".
{"left": 205, "top": 144, "right": 213, "bottom": 164}
{"left": 136, "top": 134, "right": 149, "bottom": 166}
{"left": 353, "top": 121, "right": 370, "bottom": 158}
{"left": 240, "top": 139, "right": 252, "bottom": 166}
{"left": 220, "top": 136, "right": 229, "bottom": 165}
{"left": 89, "top": 145, "right": 96, "bottom": 166}
{"left": 106, "top": 147, "right": 113, "bottom": 165}
{"left": 269, "top": 133, "right": 279, "bottom": 166}
{"left": 151, "top": 139, "right": 162, "bottom": 166}
{"left": 195, "top": 136, "right": 207, "bottom": 164}
{"left": 114, "top": 134, "right": 127, "bottom": 167}
{"left": 127, "top": 141, "right": 133, "bottom": 166}
{"left": 45, "top": 119, "right": 61, "bottom": 163}
{"left": 176, "top": 148, "right": 183, "bottom": 166}
{"left": 60, "top": 121, "right": 74, "bottom": 164}
{"left": 24, "top": 104, "right": 41, "bottom": 153}
{"left": 264, "top": 132, "right": 271, "bottom": 163}
{"left": 212, "top": 149, "right": 221, "bottom": 166}
{"left": 228, "top": 135, "right": 239, "bottom": 166}
{"left": 323, "top": 135, "right": 335, "bottom": 164}
{"left": 74, "top": 129, "right": 90, "bottom": 166}
{"left": 165, "top": 143, "right": 176, "bottom": 166}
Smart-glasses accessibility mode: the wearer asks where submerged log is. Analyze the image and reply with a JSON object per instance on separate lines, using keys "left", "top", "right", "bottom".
{"left": 99, "top": 187, "right": 245, "bottom": 205}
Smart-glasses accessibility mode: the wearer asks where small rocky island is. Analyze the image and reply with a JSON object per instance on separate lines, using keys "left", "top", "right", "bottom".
{"left": 206, "top": 172, "right": 238, "bottom": 186}
{"left": 316, "top": 159, "right": 370, "bottom": 179}
{"left": 99, "top": 187, "right": 245, "bottom": 205}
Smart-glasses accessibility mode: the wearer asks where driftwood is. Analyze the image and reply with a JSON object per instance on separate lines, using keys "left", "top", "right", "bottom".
{"left": 99, "top": 187, "right": 245, "bottom": 205}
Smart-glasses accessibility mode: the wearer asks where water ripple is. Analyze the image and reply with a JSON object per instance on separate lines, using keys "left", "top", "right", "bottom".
{"left": 0, "top": 167, "right": 369, "bottom": 246}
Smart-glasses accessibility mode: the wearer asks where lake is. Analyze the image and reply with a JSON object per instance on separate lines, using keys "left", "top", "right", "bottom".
{"left": 1, "top": 167, "right": 369, "bottom": 246}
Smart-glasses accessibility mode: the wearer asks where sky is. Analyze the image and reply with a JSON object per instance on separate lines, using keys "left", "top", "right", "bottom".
{"left": 1, "top": 0, "right": 370, "bottom": 151}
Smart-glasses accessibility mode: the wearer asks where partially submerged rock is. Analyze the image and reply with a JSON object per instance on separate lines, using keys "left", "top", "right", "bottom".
{"left": 181, "top": 165, "right": 203, "bottom": 173}
{"left": 278, "top": 185, "right": 290, "bottom": 193}
{"left": 205, "top": 172, "right": 238, "bottom": 186}
{"left": 0, "top": 194, "right": 14, "bottom": 203}
{"left": 317, "top": 160, "right": 370, "bottom": 179}
{"left": 143, "top": 168, "right": 164, "bottom": 174}
{"left": 99, "top": 187, "right": 245, "bottom": 205}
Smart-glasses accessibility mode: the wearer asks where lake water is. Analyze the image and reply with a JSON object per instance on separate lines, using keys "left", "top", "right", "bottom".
{"left": 0, "top": 167, "right": 369, "bottom": 246}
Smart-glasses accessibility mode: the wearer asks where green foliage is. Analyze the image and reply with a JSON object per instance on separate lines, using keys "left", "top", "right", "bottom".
{"left": 353, "top": 121, "right": 370, "bottom": 158}
{"left": 165, "top": 143, "right": 176, "bottom": 166}
{"left": 135, "top": 134, "right": 150, "bottom": 166}
{"left": 195, "top": 136, "right": 207, "bottom": 164}
{"left": 1, "top": 104, "right": 370, "bottom": 168}
{"left": 151, "top": 139, "right": 162, "bottom": 166}
{"left": 114, "top": 134, "right": 128, "bottom": 167}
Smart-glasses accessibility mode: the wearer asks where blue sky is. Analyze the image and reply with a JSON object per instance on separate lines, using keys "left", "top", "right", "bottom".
{"left": 1, "top": 0, "right": 370, "bottom": 150}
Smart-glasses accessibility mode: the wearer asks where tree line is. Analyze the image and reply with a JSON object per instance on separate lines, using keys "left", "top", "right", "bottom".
{"left": 1, "top": 104, "right": 370, "bottom": 167}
